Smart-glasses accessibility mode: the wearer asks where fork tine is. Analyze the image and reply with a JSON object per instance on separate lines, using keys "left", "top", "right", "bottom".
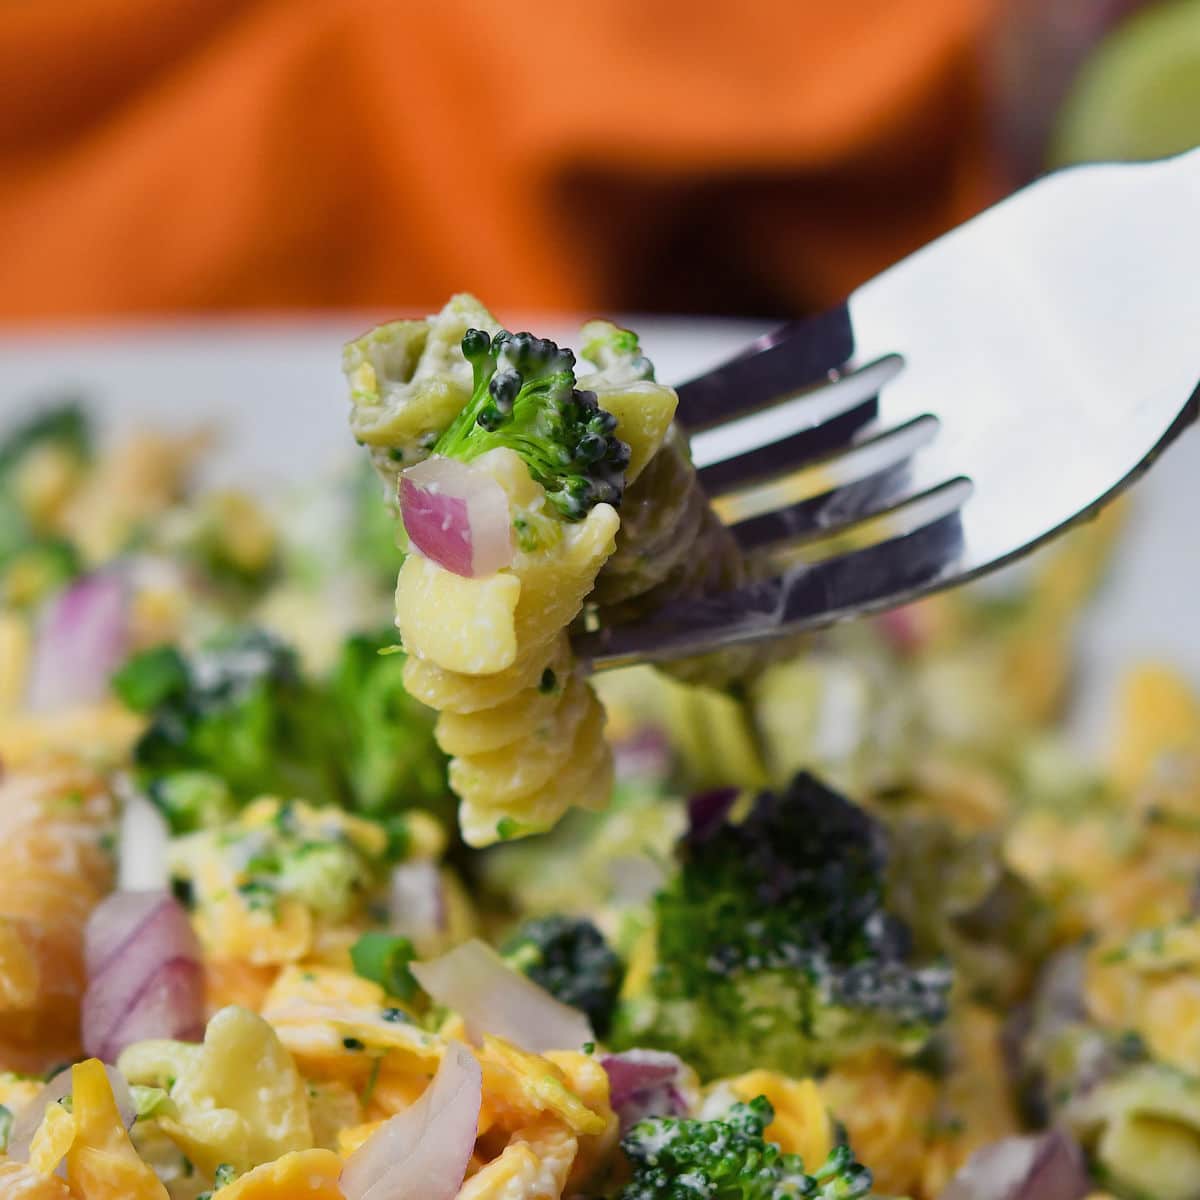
{"left": 675, "top": 304, "right": 854, "bottom": 431}
{"left": 724, "top": 415, "right": 941, "bottom": 550}
{"left": 693, "top": 355, "right": 904, "bottom": 494}
{"left": 577, "top": 479, "right": 971, "bottom": 670}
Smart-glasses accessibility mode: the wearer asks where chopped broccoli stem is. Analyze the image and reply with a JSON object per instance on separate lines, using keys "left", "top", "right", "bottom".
{"left": 433, "top": 328, "right": 631, "bottom": 521}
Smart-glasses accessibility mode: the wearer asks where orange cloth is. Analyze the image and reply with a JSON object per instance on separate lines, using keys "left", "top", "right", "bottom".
{"left": 0, "top": 0, "right": 999, "bottom": 321}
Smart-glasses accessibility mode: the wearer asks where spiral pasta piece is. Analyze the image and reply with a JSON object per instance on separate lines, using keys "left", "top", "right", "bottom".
{"left": 346, "top": 297, "right": 761, "bottom": 840}
{"left": 0, "top": 762, "right": 116, "bottom": 1072}
{"left": 394, "top": 449, "right": 620, "bottom": 846}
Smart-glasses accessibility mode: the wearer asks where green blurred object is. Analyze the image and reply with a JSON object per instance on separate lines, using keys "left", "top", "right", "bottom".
{"left": 350, "top": 931, "right": 420, "bottom": 1001}
{"left": 1052, "top": 0, "right": 1200, "bottom": 165}
{"left": 117, "top": 627, "right": 451, "bottom": 833}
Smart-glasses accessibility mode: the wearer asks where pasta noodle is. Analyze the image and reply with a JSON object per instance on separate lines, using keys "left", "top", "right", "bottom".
{"left": 344, "top": 299, "right": 684, "bottom": 845}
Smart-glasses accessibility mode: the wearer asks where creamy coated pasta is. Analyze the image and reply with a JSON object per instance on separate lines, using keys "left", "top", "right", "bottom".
{"left": 0, "top": 339, "right": 1197, "bottom": 1200}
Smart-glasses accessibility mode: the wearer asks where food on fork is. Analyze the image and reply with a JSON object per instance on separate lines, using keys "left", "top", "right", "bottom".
{"left": 0, "top": 300, "right": 1197, "bottom": 1200}
{"left": 343, "top": 295, "right": 740, "bottom": 845}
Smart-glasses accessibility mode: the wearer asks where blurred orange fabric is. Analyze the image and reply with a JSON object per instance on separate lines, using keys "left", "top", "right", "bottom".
{"left": 0, "top": 0, "right": 998, "bottom": 321}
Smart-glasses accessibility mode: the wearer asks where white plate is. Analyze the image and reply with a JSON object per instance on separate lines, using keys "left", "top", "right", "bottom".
{"left": 2, "top": 317, "right": 1197, "bottom": 745}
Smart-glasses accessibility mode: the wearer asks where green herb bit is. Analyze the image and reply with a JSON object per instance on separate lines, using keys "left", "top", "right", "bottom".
{"left": 350, "top": 932, "right": 420, "bottom": 1002}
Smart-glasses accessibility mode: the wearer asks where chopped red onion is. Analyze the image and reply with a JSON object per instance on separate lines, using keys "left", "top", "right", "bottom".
{"left": 82, "top": 890, "right": 205, "bottom": 1063}
{"left": 399, "top": 457, "right": 512, "bottom": 579}
{"left": 340, "top": 1041, "right": 481, "bottom": 1200}
{"left": 940, "top": 1130, "right": 1090, "bottom": 1200}
{"left": 8, "top": 1064, "right": 135, "bottom": 1162}
{"left": 875, "top": 603, "right": 930, "bottom": 654}
{"left": 27, "top": 571, "right": 129, "bottom": 713}
{"left": 685, "top": 788, "right": 739, "bottom": 844}
{"left": 388, "top": 861, "right": 447, "bottom": 955}
{"left": 410, "top": 939, "right": 594, "bottom": 1054}
{"left": 601, "top": 1050, "right": 691, "bottom": 1132}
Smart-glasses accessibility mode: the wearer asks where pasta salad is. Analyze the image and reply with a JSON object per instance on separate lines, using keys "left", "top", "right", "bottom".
{"left": 0, "top": 311, "right": 1195, "bottom": 1200}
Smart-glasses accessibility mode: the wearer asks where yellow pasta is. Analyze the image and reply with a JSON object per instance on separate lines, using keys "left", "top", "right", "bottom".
{"left": 346, "top": 299, "right": 680, "bottom": 846}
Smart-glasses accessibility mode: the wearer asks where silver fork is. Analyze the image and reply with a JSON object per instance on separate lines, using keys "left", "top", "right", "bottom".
{"left": 574, "top": 148, "right": 1200, "bottom": 671}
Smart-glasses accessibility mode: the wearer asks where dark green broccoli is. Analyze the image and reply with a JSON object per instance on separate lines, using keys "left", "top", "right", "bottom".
{"left": 0, "top": 402, "right": 92, "bottom": 606}
{"left": 112, "top": 627, "right": 450, "bottom": 833}
{"left": 0, "top": 402, "right": 91, "bottom": 481}
{"left": 329, "top": 629, "right": 456, "bottom": 828}
{"left": 579, "top": 319, "right": 657, "bottom": 384}
{"left": 433, "top": 328, "right": 631, "bottom": 520}
{"left": 611, "top": 773, "right": 951, "bottom": 1080}
{"left": 619, "top": 1096, "right": 873, "bottom": 1200}
{"left": 502, "top": 915, "right": 624, "bottom": 1036}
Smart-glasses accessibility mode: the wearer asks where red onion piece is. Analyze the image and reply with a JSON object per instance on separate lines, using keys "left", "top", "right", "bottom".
{"left": 685, "top": 788, "right": 739, "bottom": 844}
{"left": 82, "top": 890, "right": 205, "bottom": 1062}
{"left": 875, "top": 603, "right": 928, "bottom": 654}
{"left": 388, "top": 861, "right": 447, "bottom": 955}
{"left": 398, "top": 456, "right": 512, "bottom": 579}
{"left": 940, "top": 1130, "right": 1090, "bottom": 1200}
{"left": 8, "top": 1064, "right": 135, "bottom": 1162}
{"left": 340, "top": 1040, "right": 481, "bottom": 1200}
{"left": 27, "top": 571, "right": 129, "bottom": 713}
{"left": 601, "top": 1050, "right": 691, "bottom": 1132}
{"left": 410, "top": 939, "right": 594, "bottom": 1054}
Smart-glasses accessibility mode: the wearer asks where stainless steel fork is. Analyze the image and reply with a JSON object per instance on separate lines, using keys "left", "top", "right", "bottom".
{"left": 575, "top": 148, "right": 1200, "bottom": 671}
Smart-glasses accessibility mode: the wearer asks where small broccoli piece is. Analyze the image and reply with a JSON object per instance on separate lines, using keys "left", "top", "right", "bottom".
{"left": 0, "top": 402, "right": 92, "bottom": 598}
{"left": 502, "top": 915, "right": 624, "bottom": 1036}
{"left": 114, "top": 627, "right": 450, "bottom": 831}
{"left": 328, "top": 629, "right": 452, "bottom": 827}
{"left": 433, "top": 328, "right": 631, "bottom": 521}
{"left": 0, "top": 402, "right": 91, "bottom": 481}
{"left": 619, "top": 1096, "right": 873, "bottom": 1200}
{"left": 148, "top": 772, "right": 237, "bottom": 835}
{"left": 276, "top": 840, "right": 366, "bottom": 920}
{"left": 579, "top": 320, "right": 657, "bottom": 385}
{"left": 118, "top": 629, "right": 340, "bottom": 819}
{"left": 612, "top": 772, "right": 951, "bottom": 1080}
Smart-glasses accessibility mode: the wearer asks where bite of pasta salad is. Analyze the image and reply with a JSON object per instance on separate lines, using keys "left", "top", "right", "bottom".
{"left": 0, "top": 313, "right": 1195, "bottom": 1200}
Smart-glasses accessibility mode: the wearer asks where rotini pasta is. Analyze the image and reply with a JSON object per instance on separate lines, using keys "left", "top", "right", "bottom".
{"left": 344, "top": 299, "right": 682, "bottom": 845}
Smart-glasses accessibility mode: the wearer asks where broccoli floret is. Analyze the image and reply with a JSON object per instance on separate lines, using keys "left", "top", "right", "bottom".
{"left": 619, "top": 1096, "right": 874, "bottom": 1200}
{"left": 328, "top": 629, "right": 453, "bottom": 827}
{"left": 276, "top": 840, "right": 366, "bottom": 920}
{"left": 0, "top": 537, "right": 81, "bottom": 608}
{"left": 0, "top": 402, "right": 92, "bottom": 600}
{"left": 433, "top": 328, "right": 631, "bottom": 521}
{"left": 0, "top": 402, "right": 91, "bottom": 482}
{"left": 579, "top": 320, "right": 657, "bottom": 385}
{"left": 113, "top": 627, "right": 449, "bottom": 831}
{"left": 612, "top": 772, "right": 951, "bottom": 1080}
{"left": 502, "top": 915, "right": 624, "bottom": 1036}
